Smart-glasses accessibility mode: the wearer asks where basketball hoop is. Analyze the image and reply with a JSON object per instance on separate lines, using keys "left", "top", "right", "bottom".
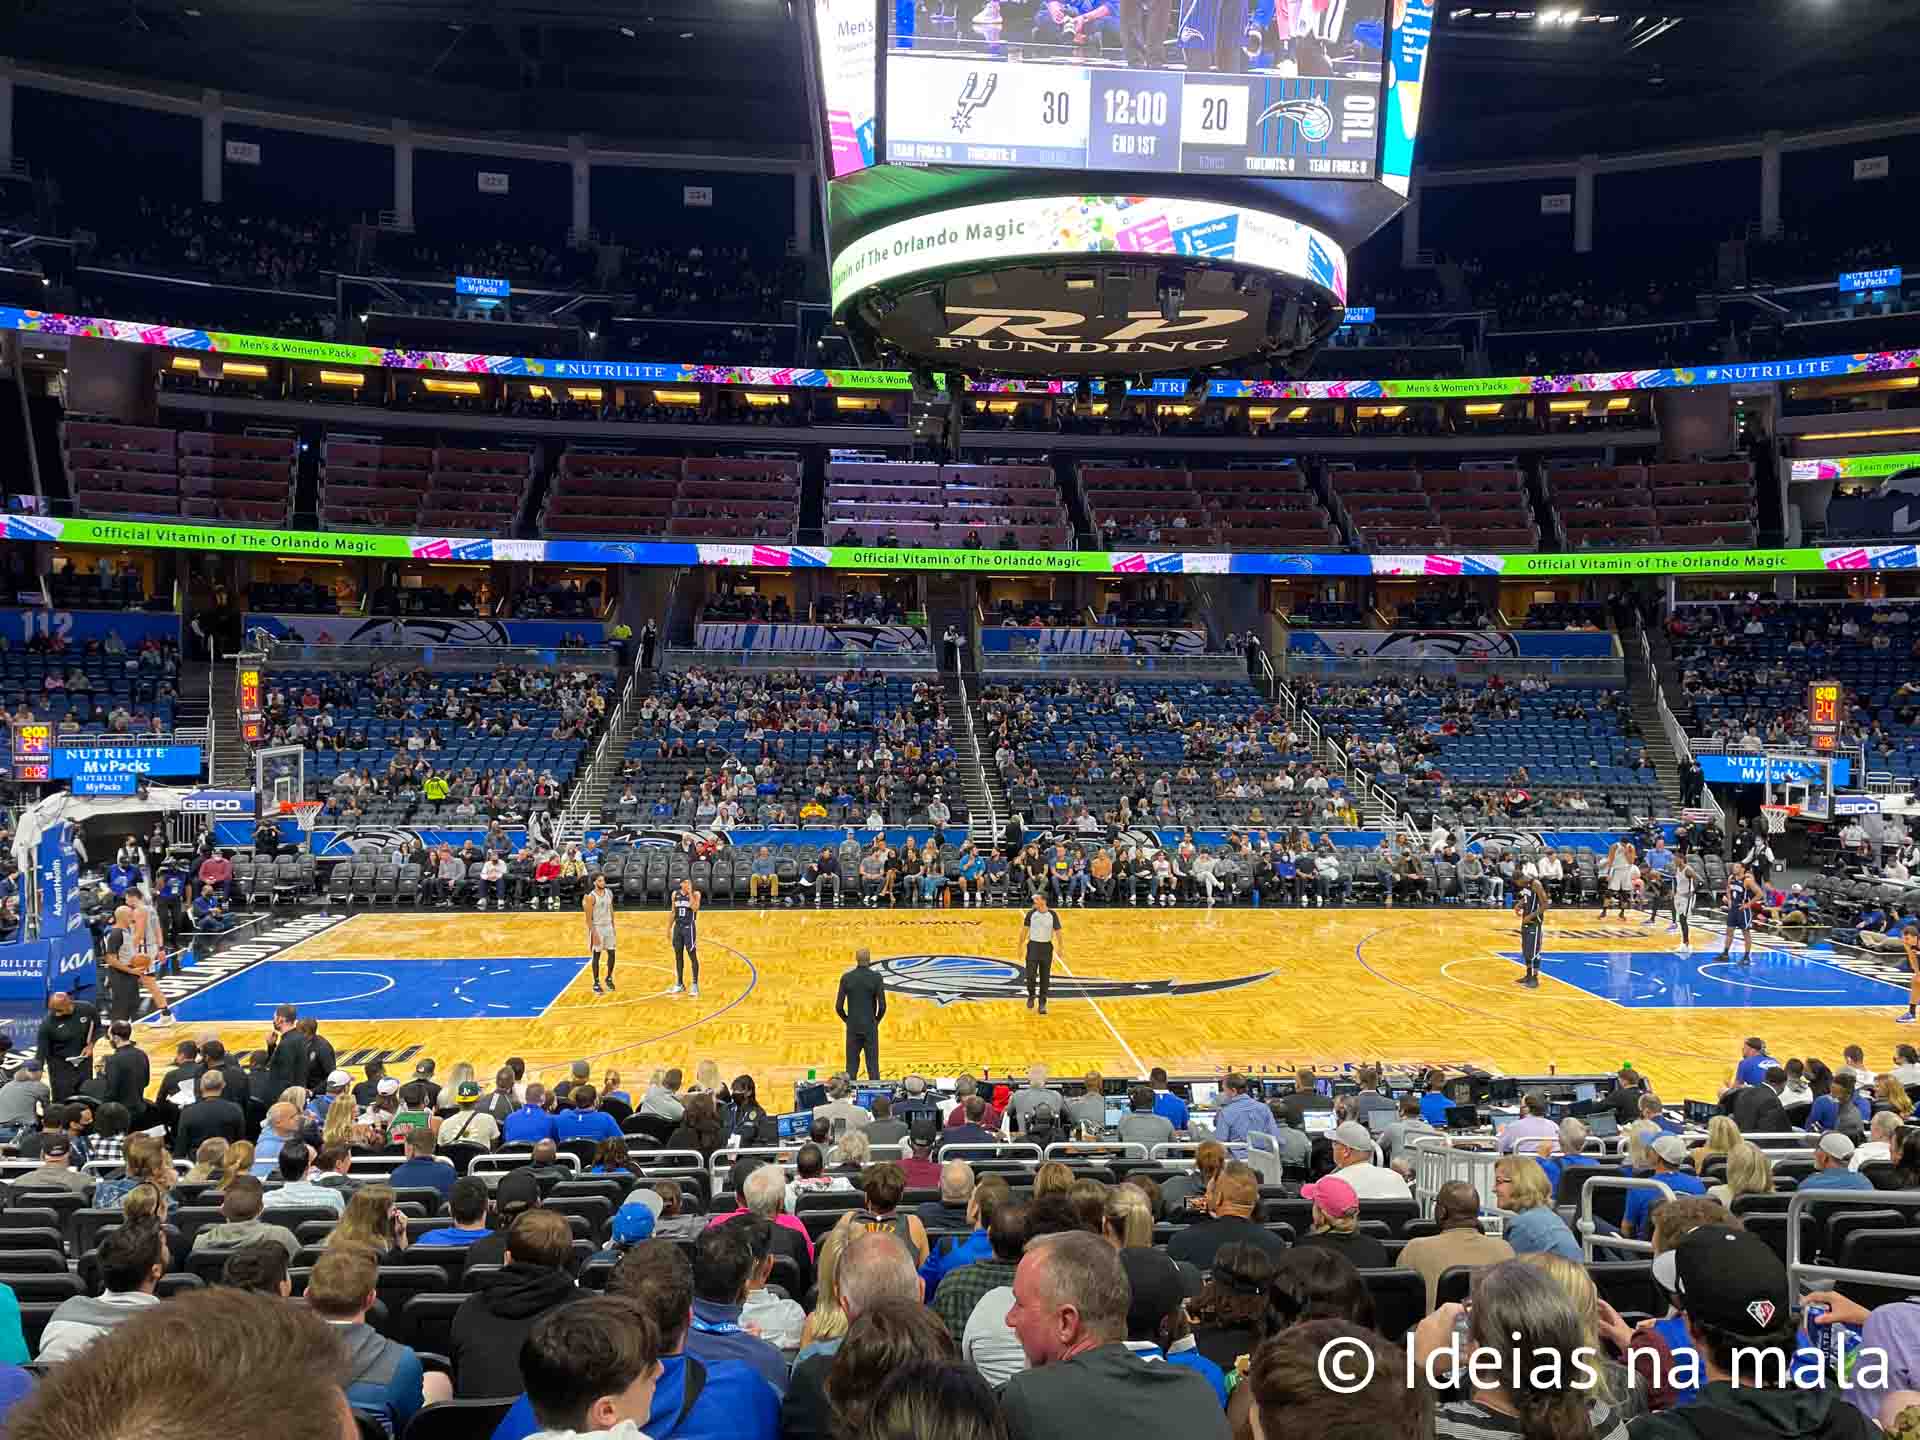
{"left": 280, "top": 800, "right": 323, "bottom": 835}
{"left": 1760, "top": 804, "right": 1798, "bottom": 835}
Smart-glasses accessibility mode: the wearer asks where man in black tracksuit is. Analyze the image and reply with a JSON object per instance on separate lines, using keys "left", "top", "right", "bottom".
{"left": 835, "top": 948, "right": 887, "bottom": 1082}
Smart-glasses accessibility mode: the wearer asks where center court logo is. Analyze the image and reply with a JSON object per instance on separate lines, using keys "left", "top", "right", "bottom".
{"left": 1256, "top": 97, "right": 1334, "bottom": 143}
{"left": 874, "top": 954, "right": 1275, "bottom": 1006}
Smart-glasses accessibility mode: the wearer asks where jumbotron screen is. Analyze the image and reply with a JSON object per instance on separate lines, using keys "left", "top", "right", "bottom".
{"left": 884, "top": 0, "right": 1389, "bottom": 179}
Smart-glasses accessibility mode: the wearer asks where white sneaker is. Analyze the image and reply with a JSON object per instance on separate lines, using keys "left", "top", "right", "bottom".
{"left": 691, "top": 984, "right": 700, "bottom": 998}
{"left": 973, "top": 1, "right": 1001, "bottom": 21}
{"left": 666, "top": 983, "right": 684, "bottom": 995}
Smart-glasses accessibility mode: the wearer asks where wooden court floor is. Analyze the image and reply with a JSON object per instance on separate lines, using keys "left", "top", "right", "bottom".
{"left": 135, "top": 905, "right": 1912, "bottom": 1103}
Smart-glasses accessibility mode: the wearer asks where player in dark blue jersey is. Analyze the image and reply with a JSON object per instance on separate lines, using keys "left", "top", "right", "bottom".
{"left": 1514, "top": 875, "right": 1548, "bottom": 988}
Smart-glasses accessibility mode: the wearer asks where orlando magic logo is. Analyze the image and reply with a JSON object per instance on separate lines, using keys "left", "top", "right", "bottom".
{"left": 874, "top": 954, "right": 1275, "bottom": 1006}
{"left": 1256, "top": 97, "right": 1334, "bottom": 143}
{"left": 951, "top": 71, "right": 998, "bottom": 133}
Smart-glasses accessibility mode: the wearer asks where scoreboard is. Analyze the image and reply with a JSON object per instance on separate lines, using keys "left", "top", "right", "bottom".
{"left": 1808, "top": 679, "right": 1843, "bottom": 753}
{"left": 885, "top": 56, "right": 1381, "bottom": 179}
{"left": 10, "top": 721, "right": 50, "bottom": 782}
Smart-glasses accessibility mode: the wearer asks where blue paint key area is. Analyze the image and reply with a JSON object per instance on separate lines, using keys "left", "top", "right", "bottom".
{"left": 1495, "top": 945, "right": 1904, "bottom": 1010}
{"left": 165, "top": 956, "right": 586, "bottom": 1023}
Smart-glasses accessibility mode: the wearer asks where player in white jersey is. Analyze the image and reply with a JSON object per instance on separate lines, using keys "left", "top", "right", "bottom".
{"left": 1670, "top": 857, "right": 1702, "bottom": 952}
{"left": 584, "top": 873, "right": 618, "bottom": 996}
{"left": 127, "top": 890, "right": 175, "bottom": 1022}
{"left": 1598, "top": 840, "right": 1637, "bottom": 920}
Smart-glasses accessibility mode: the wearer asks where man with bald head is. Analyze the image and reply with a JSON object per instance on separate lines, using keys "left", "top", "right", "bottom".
{"left": 919, "top": 1158, "right": 976, "bottom": 1231}
{"left": 252, "top": 1102, "right": 301, "bottom": 1176}
{"left": 35, "top": 989, "right": 100, "bottom": 1102}
{"left": 100, "top": 905, "right": 145, "bottom": 1024}
{"left": 1001, "top": 1232, "right": 1229, "bottom": 1440}
{"left": 780, "top": 1231, "right": 922, "bottom": 1440}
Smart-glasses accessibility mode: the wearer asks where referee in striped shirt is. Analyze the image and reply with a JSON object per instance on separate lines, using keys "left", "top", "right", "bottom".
{"left": 1022, "top": 893, "right": 1064, "bottom": 1015}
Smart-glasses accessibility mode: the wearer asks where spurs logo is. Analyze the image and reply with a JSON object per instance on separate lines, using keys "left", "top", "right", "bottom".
{"left": 952, "top": 71, "right": 999, "bottom": 132}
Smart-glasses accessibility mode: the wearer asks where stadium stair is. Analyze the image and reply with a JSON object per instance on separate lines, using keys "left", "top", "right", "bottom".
{"left": 1620, "top": 627, "right": 1681, "bottom": 808}
{"left": 946, "top": 674, "right": 1005, "bottom": 845}
{"left": 590, "top": 673, "right": 653, "bottom": 823}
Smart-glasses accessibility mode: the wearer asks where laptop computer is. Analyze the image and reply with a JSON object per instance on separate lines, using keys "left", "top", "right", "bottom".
{"left": 1445, "top": 1104, "right": 1480, "bottom": 1131}
{"left": 1303, "top": 1112, "right": 1337, "bottom": 1135}
{"left": 776, "top": 1111, "right": 811, "bottom": 1142}
{"left": 1586, "top": 1112, "right": 1619, "bottom": 1138}
{"left": 1189, "top": 1082, "right": 1220, "bottom": 1110}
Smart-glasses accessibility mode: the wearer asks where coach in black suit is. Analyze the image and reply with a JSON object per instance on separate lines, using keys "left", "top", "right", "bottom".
{"left": 1001, "top": 1232, "right": 1229, "bottom": 1440}
{"left": 1729, "top": 1066, "right": 1790, "bottom": 1134}
{"left": 835, "top": 948, "right": 887, "bottom": 1082}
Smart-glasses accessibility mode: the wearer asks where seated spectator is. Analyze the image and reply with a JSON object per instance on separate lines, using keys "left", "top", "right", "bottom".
{"left": 1294, "top": 1175, "right": 1390, "bottom": 1270}
{"left": 999, "top": 1231, "right": 1228, "bottom": 1440}
{"left": 726, "top": 1214, "right": 807, "bottom": 1351}
{"left": 1184, "top": 1242, "right": 1279, "bottom": 1373}
{"left": 1801, "top": 1133, "right": 1876, "bottom": 1191}
{"left": 1493, "top": 1156, "right": 1581, "bottom": 1260}
{"left": 194, "top": 1174, "right": 301, "bottom": 1262}
{"left": 554, "top": 1086, "right": 622, "bottom": 1145}
{"left": 263, "top": 1140, "right": 347, "bottom": 1217}
{"left": 37, "top": 1220, "right": 167, "bottom": 1363}
{"left": 688, "top": 1222, "right": 790, "bottom": 1397}
{"left": 452, "top": 1208, "right": 581, "bottom": 1398}
{"left": 387, "top": 1129, "right": 456, "bottom": 1200}
{"left": 1118, "top": 1246, "right": 1227, "bottom": 1405}
{"left": 923, "top": 1173, "right": 1009, "bottom": 1294}
{"left": 1398, "top": 1181, "right": 1515, "bottom": 1308}
{"left": 838, "top": 1162, "right": 931, "bottom": 1265}
{"left": 1237, "top": 1319, "right": 1425, "bottom": 1440}
{"left": 505, "top": 1083, "right": 560, "bottom": 1146}
{"left": 513, "top": 1295, "right": 664, "bottom": 1440}
{"left": 787, "top": 1231, "right": 928, "bottom": 1440}
{"left": 1328, "top": 1120, "right": 1413, "bottom": 1198}
{"left": 415, "top": 1176, "right": 494, "bottom": 1246}
{"left": 1167, "top": 1163, "right": 1285, "bottom": 1270}
{"left": 1624, "top": 1136, "right": 1710, "bottom": 1238}
{"left": 220, "top": 1241, "right": 293, "bottom": 1296}
{"left": 16, "top": 1133, "right": 92, "bottom": 1195}
{"left": 308, "top": 1247, "right": 446, "bottom": 1434}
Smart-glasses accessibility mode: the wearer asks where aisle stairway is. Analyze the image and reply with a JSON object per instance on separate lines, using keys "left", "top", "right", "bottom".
{"left": 208, "top": 665, "right": 251, "bottom": 790}
{"left": 1619, "top": 625, "right": 1681, "bottom": 807}
{"left": 945, "top": 674, "right": 1005, "bottom": 844}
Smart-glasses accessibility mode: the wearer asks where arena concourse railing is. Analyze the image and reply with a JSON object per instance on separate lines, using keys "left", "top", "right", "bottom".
{"left": 259, "top": 640, "right": 620, "bottom": 672}
{"left": 1284, "top": 656, "right": 1628, "bottom": 683}
{"left": 560, "top": 663, "right": 643, "bottom": 834}
{"left": 1576, "top": 1176, "right": 1677, "bottom": 1260}
{"left": 975, "top": 653, "right": 1248, "bottom": 678}
{"left": 1785, "top": 1188, "right": 1920, "bottom": 1306}
{"left": 668, "top": 646, "right": 933, "bottom": 674}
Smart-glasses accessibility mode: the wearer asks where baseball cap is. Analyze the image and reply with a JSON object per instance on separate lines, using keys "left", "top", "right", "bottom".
{"left": 1301, "top": 1175, "right": 1360, "bottom": 1218}
{"left": 1654, "top": 1224, "right": 1792, "bottom": 1339}
{"left": 1651, "top": 1135, "right": 1690, "bottom": 1167}
{"left": 17, "top": 1059, "right": 41, "bottom": 1075}
{"left": 327, "top": 1069, "right": 352, "bottom": 1091}
{"left": 1119, "top": 1247, "right": 1187, "bottom": 1340}
{"left": 493, "top": 1169, "right": 542, "bottom": 1217}
{"left": 455, "top": 1080, "right": 483, "bottom": 1105}
{"left": 612, "top": 1198, "right": 657, "bottom": 1245}
{"left": 413, "top": 1060, "right": 436, "bottom": 1078}
{"left": 40, "top": 1133, "right": 70, "bottom": 1157}
{"left": 376, "top": 1077, "right": 400, "bottom": 1096}
{"left": 1330, "top": 1121, "right": 1373, "bottom": 1151}
{"left": 1818, "top": 1132, "right": 1856, "bottom": 1162}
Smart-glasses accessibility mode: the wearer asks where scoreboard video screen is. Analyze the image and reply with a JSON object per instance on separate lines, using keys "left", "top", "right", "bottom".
{"left": 884, "top": 0, "right": 1388, "bottom": 179}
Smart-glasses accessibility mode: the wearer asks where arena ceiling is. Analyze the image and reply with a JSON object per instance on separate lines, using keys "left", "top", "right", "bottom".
{"left": 0, "top": 0, "right": 1914, "bottom": 166}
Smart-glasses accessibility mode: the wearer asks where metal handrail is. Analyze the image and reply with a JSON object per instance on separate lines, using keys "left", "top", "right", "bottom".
{"left": 563, "top": 661, "right": 640, "bottom": 831}
{"left": 1783, "top": 1185, "right": 1920, "bottom": 1274}
{"left": 664, "top": 647, "right": 932, "bottom": 674}
{"left": 931, "top": 1143, "right": 1044, "bottom": 1166}
{"left": 1043, "top": 1142, "right": 1150, "bottom": 1162}
{"left": 1149, "top": 1142, "right": 1251, "bottom": 1166}
{"left": 977, "top": 654, "right": 1247, "bottom": 676}
{"left": 1576, "top": 1175, "right": 1675, "bottom": 1259}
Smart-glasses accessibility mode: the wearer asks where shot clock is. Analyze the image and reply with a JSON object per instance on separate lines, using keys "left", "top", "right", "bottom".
{"left": 1807, "top": 679, "right": 1842, "bottom": 753}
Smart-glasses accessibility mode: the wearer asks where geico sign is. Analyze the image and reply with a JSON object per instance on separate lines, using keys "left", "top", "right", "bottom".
{"left": 182, "top": 796, "right": 250, "bottom": 813}
{"left": 931, "top": 306, "right": 1250, "bottom": 356}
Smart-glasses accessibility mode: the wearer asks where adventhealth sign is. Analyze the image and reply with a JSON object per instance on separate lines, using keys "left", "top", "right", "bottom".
{"left": 50, "top": 745, "right": 204, "bottom": 780}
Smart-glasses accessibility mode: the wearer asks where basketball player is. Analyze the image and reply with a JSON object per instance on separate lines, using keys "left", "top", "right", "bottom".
{"left": 1514, "top": 872, "right": 1548, "bottom": 988}
{"left": 127, "top": 890, "right": 175, "bottom": 1022}
{"left": 1020, "top": 891, "right": 1063, "bottom": 1014}
{"left": 1598, "top": 839, "right": 1637, "bottom": 920}
{"left": 584, "top": 872, "right": 618, "bottom": 997}
{"left": 1898, "top": 922, "right": 1920, "bottom": 1024}
{"left": 667, "top": 877, "right": 700, "bottom": 999}
{"left": 1715, "top": 862, "right": 1765, "bottom": 968}
{"left": 101, "top": 906, "right": 142, "bottom": 1024}
{"left": 1670, "top": 854, "right": 1703, "bottom": 953}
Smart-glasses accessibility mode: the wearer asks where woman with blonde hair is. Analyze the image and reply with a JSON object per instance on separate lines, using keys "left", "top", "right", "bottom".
{"left": 1624, "top": 1120, "right": 1660, "bottom": 1175}
{"left": 1518, "top": 1251, "right": 1643, "bottom": 1419}
{"left": 798, "top": 1226, "right": 851, "bottom": 1356}
{"left": 184, "top": 1137, "right": 229, "bottom": 1185}
{"left": 1707, "top": 1141, "right": 1774, "bottom": 1208}
{"left": 832, "top": 1129, "right": 872, "bottom": 1172}
{"left": 326, "top": 1184, "right": 408, "bottom": 1253}
{"left": 1888, "top": 1083, "right": 1915, "bottom": 1122}
{"left": 438, "top": 1062, "right": 477, "bottom": 1114}
{"left": 1102, "top": 1183, "right": 1154, "bottom": 1249}
{"left": 1032, "top": 1161, "right": 1075, "bottom": 1199}
{"left": 96, "top": 1135, "right": 178, "bottom": 1211}
{"left": 217, "top": 1142, "right": 256, "bottom": 1191}
{"left": 1492, "top": 1155, "right": 1581, "bottom": 1260}
{"left": 1689, "top": 1115, "right": 1740, "bottom": 1174}
{"left": 322, "top": 1089, "right": 359, "bottom": 1150}
{"left": 693, "top": 1060, "right": 723, "bottom": 1094}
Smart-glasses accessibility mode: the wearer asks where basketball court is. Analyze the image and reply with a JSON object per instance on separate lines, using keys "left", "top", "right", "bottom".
{"left": 130, "top": 905, "right": 1914, "bottom": 1103}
